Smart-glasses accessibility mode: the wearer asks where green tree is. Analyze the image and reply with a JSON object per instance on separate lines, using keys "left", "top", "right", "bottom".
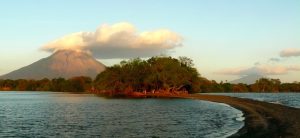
{"left": 50, "top": 78, "right": 67, "bottom": 92}
{"left": 94, "top": 56, "right": 201, "bottom": 95}
{"left": 67, "top": 76, "right": 92, "bottom": 92}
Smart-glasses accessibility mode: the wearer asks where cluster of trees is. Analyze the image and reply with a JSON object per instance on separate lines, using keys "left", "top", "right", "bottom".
{"left": 94, "top": 57, "right": 201, "bottom": 95}
{"left": 198, "top": 78, "right": 300, "bottom": 93}
{"left": 0, "top": 76, "right": 92, "bottom": 92}
{"left": 0, "top": 56, "right": 299, "bottom": 94}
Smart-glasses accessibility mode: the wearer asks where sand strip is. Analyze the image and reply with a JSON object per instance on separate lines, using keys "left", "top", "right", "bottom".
{"left": 182, "top": 94, "right": 300, "bottom": 138}
{"left": 99, "top": 92, "right": 300, "bottom": 137}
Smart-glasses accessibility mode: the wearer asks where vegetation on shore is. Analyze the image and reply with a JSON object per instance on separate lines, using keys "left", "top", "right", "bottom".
{"left": 0, "top": 76, "right": 92, "bottom": 92}
{"left": 0, "top": 56, "right": 299, "bottom": 93}
{"left": 93, "top": 56, "right": 201, "bottom": 96}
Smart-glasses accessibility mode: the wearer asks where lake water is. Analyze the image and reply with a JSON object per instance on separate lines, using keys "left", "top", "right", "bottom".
{"left": 207, "top": 93, "right": 300, "bottom": 108}
{"left": 0, "top": 92, "right": 243, "bottom": 138}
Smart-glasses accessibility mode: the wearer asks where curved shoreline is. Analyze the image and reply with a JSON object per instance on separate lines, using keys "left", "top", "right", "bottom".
{"left": 180, "top": 94, "right": 300, "bottom": 138}
{"left": 215, "top": 102, "right": 245, "bottom": 138}
{"left": 127, "top": 93, "right": 300, "bottom": 138}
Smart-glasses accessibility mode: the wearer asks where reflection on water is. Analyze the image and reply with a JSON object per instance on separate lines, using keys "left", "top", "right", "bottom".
{"left": 0, "top": 92, "right": 243, "bottom": 138}
{"left": 208, "top": 93, "right": 300, "bottom": 108}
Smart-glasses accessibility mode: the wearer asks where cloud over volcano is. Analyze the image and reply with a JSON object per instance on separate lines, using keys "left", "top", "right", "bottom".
{"left": 41, "top": 22, "right": 183, "bottom": 59}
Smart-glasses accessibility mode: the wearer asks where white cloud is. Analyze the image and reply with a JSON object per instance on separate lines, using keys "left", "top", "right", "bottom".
{"left": 216, "top": 65, "right": 300, "bottom": 76}
{"left": 41, "top": 22, "right": 183, "bottom": 59}
{"left": 215, "top": 48, "right": 300, "bottom": 77}
{"left": 280, "top": 48, "right": 300, "bottom": 57}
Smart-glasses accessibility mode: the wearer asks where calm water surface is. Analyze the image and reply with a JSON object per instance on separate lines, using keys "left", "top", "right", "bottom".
{"left": 0, "top": 92, "right": 243, "bottom": 138}
{"left": 208, "top": 93, "right": 300, "bottom": 108}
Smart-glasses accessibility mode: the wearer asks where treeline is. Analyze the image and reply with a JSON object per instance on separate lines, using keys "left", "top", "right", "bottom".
{"left": 198, "top": 78, "right": 300, "bottom": 93}
{"left": 0, "top": 57, "right": 300, "bottom": 93}
{"left": 0, "top": 77, "right": 92, "bottom": 92}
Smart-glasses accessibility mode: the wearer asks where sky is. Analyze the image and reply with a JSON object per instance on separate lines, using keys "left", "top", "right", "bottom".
{"left": 0, "top": 0, "right": 299, "bottom": 82}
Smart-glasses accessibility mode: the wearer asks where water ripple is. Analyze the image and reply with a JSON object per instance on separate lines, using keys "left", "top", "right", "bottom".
{"left": 0, "top": 92, "right": 244, "bottom": 138}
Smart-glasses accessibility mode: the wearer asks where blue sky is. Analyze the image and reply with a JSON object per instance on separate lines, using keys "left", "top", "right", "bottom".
{"left": 0, "top": 0, "right": 299, "bottom": 82}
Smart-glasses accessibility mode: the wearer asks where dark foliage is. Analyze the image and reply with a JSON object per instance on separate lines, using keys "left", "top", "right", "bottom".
{"left": 94, "top": 56, "right": 201, "bottom": 94}
{"left": 0, "top": 76, "right": 92, "bottom": 92}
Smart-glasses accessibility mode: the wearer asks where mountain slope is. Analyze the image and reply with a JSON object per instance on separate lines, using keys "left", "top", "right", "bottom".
{"left": 0, "top": 50, "right": 106, "bottom": 80}
{"left": 230, "top": 75, "right": 264, "bottom": 85}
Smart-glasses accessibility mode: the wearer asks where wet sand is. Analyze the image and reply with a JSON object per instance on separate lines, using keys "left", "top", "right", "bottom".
{"left": 180, "top": 94, "right": 300, "bottom": 138}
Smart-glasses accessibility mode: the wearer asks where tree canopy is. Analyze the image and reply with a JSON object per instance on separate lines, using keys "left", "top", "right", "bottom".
{"left": 0, "top": 76, "right": 92, "bottom": 92}
{"left": 94, "top": 56, "right": 201, "bottom": 95}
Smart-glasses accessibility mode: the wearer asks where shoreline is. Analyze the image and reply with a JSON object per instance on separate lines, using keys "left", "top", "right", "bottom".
{"left": 215, "top": 102, "right": 245, "bottom": 138}
{"left": 96, "top": 92, "right": 300, "bottom": 137}
{"left": 118, "top": 93, "right": 300, "bottom": 138}
{"left": 173, "top": 94, "right": 300, "bottom": 138}
{"left": 1, "top": 91, "right": 300, "bottom": 137}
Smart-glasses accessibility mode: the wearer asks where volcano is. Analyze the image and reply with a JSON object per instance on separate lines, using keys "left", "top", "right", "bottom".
{"left": 0, "top": 50, "right": 106, "bottom": 80}
{"left": 230, "top": 74, "right": 264, "bottom": 85}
